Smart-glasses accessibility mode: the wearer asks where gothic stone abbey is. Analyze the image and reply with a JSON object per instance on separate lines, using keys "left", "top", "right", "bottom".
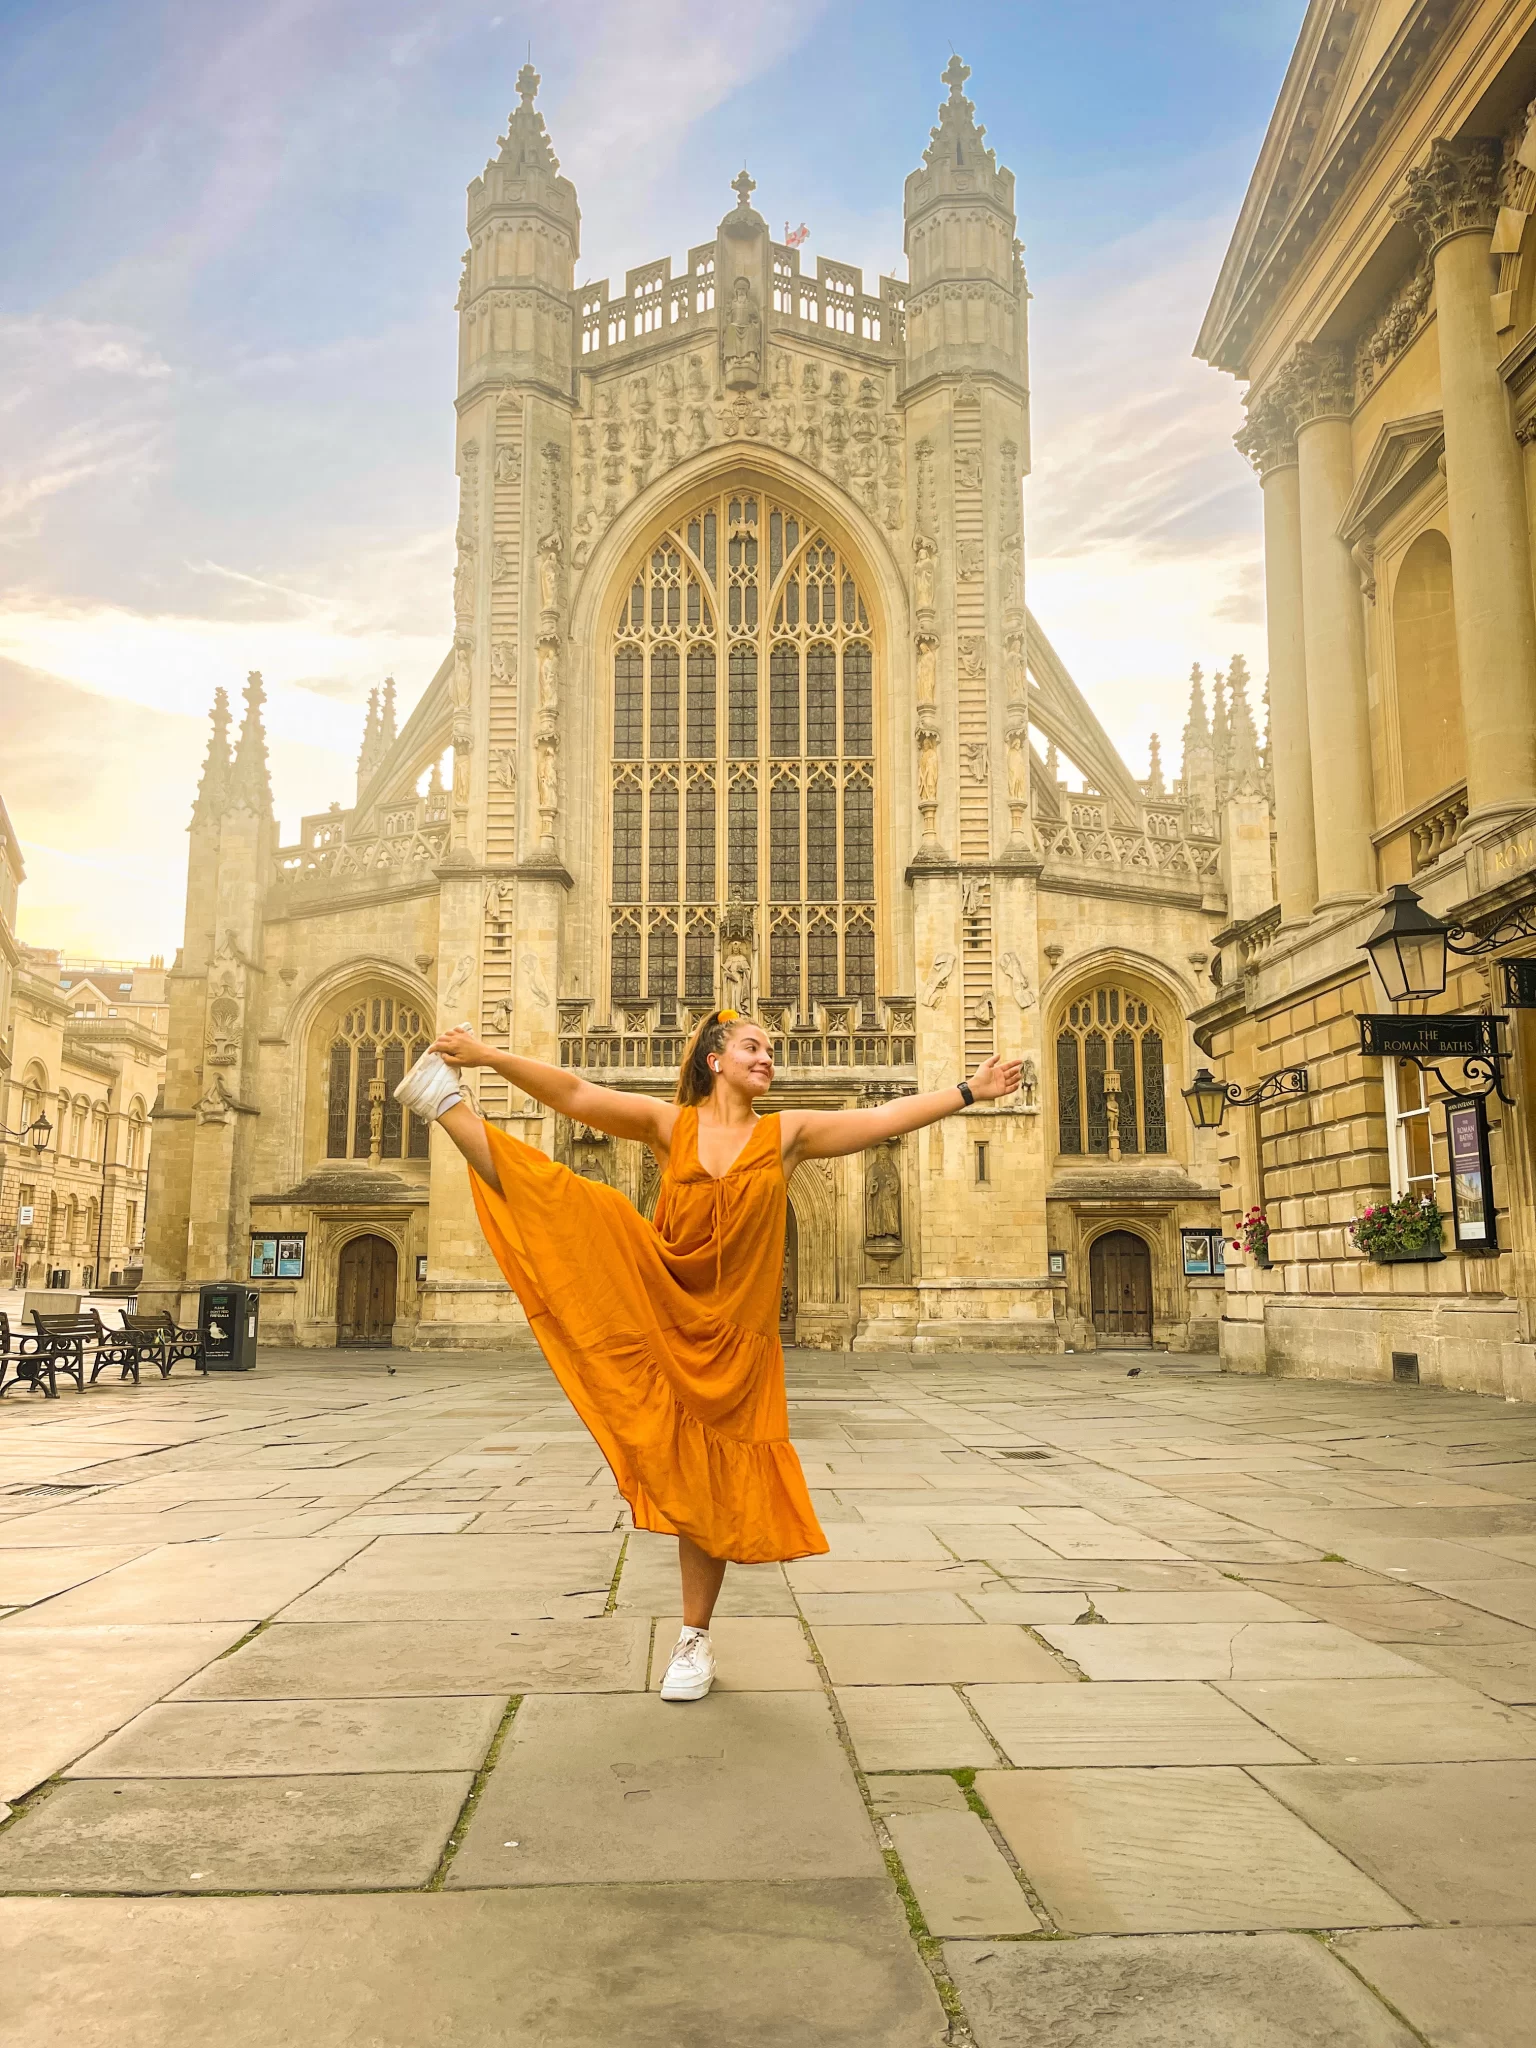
{"left": 145, "top": 61, "right": 1270, "bottom": 1355}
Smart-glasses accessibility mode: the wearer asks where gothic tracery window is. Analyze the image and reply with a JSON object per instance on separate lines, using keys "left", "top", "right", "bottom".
{"left": 324, "top": 997, "right": 432, "bottom": 1162}
{"left": 609, "top": 492, "right": 877, "bottom": 1024}
{"left": 1054, "top": 985, "right": 1168, "bottom": 1157}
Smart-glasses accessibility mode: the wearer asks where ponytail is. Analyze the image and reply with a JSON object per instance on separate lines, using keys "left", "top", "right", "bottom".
{"left": 675, "top": 1009, "right": 751, "bottom": 1106}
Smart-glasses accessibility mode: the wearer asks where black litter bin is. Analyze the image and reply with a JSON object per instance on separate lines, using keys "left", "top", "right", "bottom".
{"left": 198, "top": 1282, "right": 260, "bottom": 1371}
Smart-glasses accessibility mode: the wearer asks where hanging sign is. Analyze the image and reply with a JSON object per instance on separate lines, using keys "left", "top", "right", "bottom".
{"left": 1445, "top": 1096, "right": 1498, "bottom": 1252}
{"left": 1359, "top": 1014, "right": 1500, "bottom": 1060}
{"left": 1501, "top": 959, "right": 1536, "bottom": 1008}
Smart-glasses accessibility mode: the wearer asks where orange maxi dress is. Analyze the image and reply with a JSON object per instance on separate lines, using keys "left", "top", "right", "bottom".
{"left": 468, "top": 1106, "right": 828, "bottom": 1564}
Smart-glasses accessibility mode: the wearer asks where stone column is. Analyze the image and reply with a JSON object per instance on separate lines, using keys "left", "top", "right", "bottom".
{"left": 1291, "top": 342, "right": 1376, "bottom": 906}
{"left": 1239, "top": 385, "right": 1317, "bottom": 922}
{"left": 1396, "top": 138, "right": 1536, "bottom": 824}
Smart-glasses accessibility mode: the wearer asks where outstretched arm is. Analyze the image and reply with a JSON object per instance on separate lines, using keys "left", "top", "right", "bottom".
{"left": 430, "top": 1027, "right": 676, "bottom": 1150}
{"left": 782, "top": 1055, "right": 1022, "bottom": 1166}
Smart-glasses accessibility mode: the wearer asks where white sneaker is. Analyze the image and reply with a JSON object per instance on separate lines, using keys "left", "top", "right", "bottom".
{"left": 659, "top": 1629, "right": 716, "bottom": 1702}
{"left": 393, "top": 1048, "right": 464, "bottom": 1122}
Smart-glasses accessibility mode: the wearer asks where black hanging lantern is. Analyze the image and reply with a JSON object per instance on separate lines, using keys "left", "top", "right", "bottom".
{"left": 1182, "top": 1068, "right": 1232, "bottom": 1131}
{"left": 1362, "top": 884, "right": 1450, "bottom": 1004}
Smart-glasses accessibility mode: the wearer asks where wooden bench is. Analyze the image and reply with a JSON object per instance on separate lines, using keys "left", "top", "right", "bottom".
{"left": 118, "top": 1310, "right": 206, "bottom": 1377}
{"left": 0, "top": 1312, "right": 55, "bottom": 1398}
{"left": 28, "top": 1309, "right": 137, "bottom": 1390}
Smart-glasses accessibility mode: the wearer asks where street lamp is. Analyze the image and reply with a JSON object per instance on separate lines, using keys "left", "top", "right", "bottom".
{"left": 2, "top": 1113, "right": 51, "bottom": 1154}
{"left": 1181, "top": 1066, "right": 1309, "bottom": 1131}
{"left": 1362, "top": 883, "right": 1451, "bottom": 1003}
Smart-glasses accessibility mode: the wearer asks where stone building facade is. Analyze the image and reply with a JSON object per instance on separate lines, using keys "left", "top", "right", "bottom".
{"left": 145, "top": 60, "right": 1257, "bottom": 1354}
{"left": 1196, "top": 0, "right": 1536, "bottom": 1402}
{"left": 0, "top": 938, "right": 163, "bottom": 1292}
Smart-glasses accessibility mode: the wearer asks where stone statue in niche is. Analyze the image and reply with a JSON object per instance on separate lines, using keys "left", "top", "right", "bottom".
{"left": 915, "top": 636, "right": 938, "bottom": 706}
{"left": 494, "top": 443, "right": 521, "bottom": 486}
{"left": 1020, "top": 1057, "right": 1038, "bottom": 1109}
{"left": 484, "top": 879, "right": 516, "bottom": 922}
{"left": 955, "top": 448, "right": 984, "bottom": 493}
{"left": 537, "top": 532, "right": 562, "bottom": 614}
{"left": 912, "top": 534, "right": 937, "bottom": 618}
{"left": 721, "top": 945, "right": 754, "bottom": 1015}
{"left": 1005, "top": 724, "right": 1029, "bottom": 804}
{"left": 865, "top": 1142, "right": 902, "bottom": 1246}
{"left": 685, "top": 355, "right": 709, "bottom": 401}
{"left": 492, "top": 747, "right": 516, "bottom": 791}
{"left": 491, "top": 540, "right": 513, "bottom": 583}
{"left": 535, "top": 732, "right": 559, "bottom": 819}
{"left": 453, "top": 536, "right": 476, "bottom": 621}
{"left": 536, "top": 643, "right": 559, "bottom": 721}
{"left": 916, "top": 724, "right": 940, "bottom": 805}
{"left": 1002, "top": 533, "right": 1024, "bottom": 616}
{"left": 963, "top": 741, "right": 990, "bottom": 784}
{"left": 722, "top": 274, "right": 762, "bottom": 391}
{"left": 961, "top": 875, "right": 987, "bottom": 920}
{"left": 490, "top": 642, "right": 516, "bottom": 686}
{"left": 957, "top": 635, "right": 986, "bottom": 679}
{"left": 955, "top": 540, "right": 984, "bottom": 580}
{"left": 451, "top": 636, "right": 472, "bottom": 713}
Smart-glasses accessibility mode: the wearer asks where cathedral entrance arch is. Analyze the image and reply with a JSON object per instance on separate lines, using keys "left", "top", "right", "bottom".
{"left": 1089, "top": 1231, "right": 1151, "bottom": 1347}
{"left": 337, "top": 1235, "right": 398, "bottom": 1347}
{"left": 780, "top": 1206, "right": 799, "bottom": 1346}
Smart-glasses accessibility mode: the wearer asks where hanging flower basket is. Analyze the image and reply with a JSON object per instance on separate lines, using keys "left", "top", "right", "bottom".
{"left": 1231, "top": 1207, "right": 1271, "bottom": 1267}
{"left": 1350, "top": 1193, "right": 1445, "bottom": 1265}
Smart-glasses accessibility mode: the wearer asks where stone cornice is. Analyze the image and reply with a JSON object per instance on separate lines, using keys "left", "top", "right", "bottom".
{"left": 1392, "top": 135, "right": 1500, "bottom": 257}
{"left": 1198, "top": 0, "right": 1468, "bottom": 375}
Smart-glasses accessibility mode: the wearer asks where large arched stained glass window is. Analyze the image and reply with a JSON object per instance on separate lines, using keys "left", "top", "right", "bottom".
{"left": 1054, "top": 986, "right": 1168, "bottom": 1157}
{"left": 609, "top": 493, "right": 877, "bottom": 1026}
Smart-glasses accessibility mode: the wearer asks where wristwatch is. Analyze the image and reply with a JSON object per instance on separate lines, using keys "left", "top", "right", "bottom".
{"left": 957, "top": 1080, "right": 975, "bottom": 1107}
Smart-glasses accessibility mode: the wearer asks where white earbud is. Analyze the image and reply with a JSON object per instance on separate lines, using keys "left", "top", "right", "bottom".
{"left": 709, "top": 1059, "right": 720, "bottom": 1074}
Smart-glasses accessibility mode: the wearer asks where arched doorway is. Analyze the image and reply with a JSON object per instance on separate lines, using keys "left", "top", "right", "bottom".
{"left": 780, "top": 1206, "right": 799, "bottom": 1347}
{"left": 1089, "top": 1231, "right": 1152, "bottom": 1347}
{"left": 337, "top": 1235, "right": 398, "bottom": 1347}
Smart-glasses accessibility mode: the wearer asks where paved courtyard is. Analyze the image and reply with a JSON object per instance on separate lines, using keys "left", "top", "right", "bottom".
{"left": 1, "top": 1347, "right": 1534, "bottom": 2045}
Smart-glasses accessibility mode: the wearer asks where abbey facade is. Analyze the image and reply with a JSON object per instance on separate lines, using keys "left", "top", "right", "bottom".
{"left": 145, "top": 61, "right": 1263, "bottom": 1355}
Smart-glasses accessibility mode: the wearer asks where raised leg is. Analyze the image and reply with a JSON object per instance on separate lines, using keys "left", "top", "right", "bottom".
{"left": 678, "top": 1532, "right": 727, "bottom": 1629}
{"left": 437, "top": 1101, "right": 504, "bottom": 1195}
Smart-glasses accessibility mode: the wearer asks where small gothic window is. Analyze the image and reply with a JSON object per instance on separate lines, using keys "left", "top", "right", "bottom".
{"left": 770, "top": 779, "right": 800, "bottom": 902}
{"left": 614, "top": 647, "right": 643, "bottom": 758}
{"left": 649, "top": 645, "right": 679, "bottom": 757}
{"left": 1055, "top": 986, "right": 1169, "bottom": 1157}
{"left": 325, "top": 999, "right": 430, "bottom": 1164}
{"left": 686, "top": 776, "right": 715, "bottom": 901}
{"left": 770, "top": 643, "right": 800, "bottom": 757}
{"left": 648, "top": 776, "right": 678, "bottom": 902}
{"left": 806, "top": 778, "right": 838, "bottom": 901}
{"left": 611, "top": 778, "right": 642, "bottom": 902}
{"left": 686, "top": 646, "right": 716, "bottom": 756}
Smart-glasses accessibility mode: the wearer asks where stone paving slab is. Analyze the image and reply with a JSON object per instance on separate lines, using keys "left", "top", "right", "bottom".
{"left": 0, "top": 1624, "right": 248, "bottom": 1801}
{"left": 1246, "top": 1582, "right": 1536, "bottom": 1645}
{"left": 976, "top": 1768, "right": 1413, "bottom": 1932}
{"left": 814, "top": 1623, "right": 1073, "bottom": 1686}
{"left": 835, "top": 1684, "right": 1001, "bottom": 1770}
{"left": 957, "top": 1590, "right": 1093, "bottom": 1624}
{"left": 1253, "top": 1760, "right": 1536, "bottom": 1923}
{"left": 1337, "top": 1927, "right": 1536, "bottom": 2048}
{"left": 967, "top": 1681, "right": 1306, "bottom": 1767}
{"left": 0, "top": 1546, "right": 151, "bottom": 1605}
{"left": 0, "top": 1885, "right": 948, "bottom": 2048}
{"left": 448, "top": 1691, "right": 881, "bottom": 1886}
{"left": 1389, "top": 1639, "right": 1536, "bottom": 1702}
{"left": 172, "top": 1617, "right": 650, "bottom": 1698}
{"left": 886, "top": 1810, "right": 1038, "bottom": 1936}
{"left": 1090, "top": 1589, "right": 1309, "bottom": 1622}
{"left": 0, "top": 1773, "right": 470, "bottom": 1893}
{"left": 1422, "top": 1577, "right": 1536, "bottom": 1628}
{"left": 797, "top": 1591, "right": 982, "bottom": 1626}
{"left": 649, "top": 1617, "right": 819, "bottom": 1690}
{"left": 0, "top": 1537, "right": 370, "bottom": 1627}
{"left": 1218, "top": 1677, "right": 1536, "bottom": 1763}
{"left": 946, "top": 1931, "right": 1422, "bottom": 2046}
{"left": 867, "top": 1772, "right": 970, "bottom": 1813}
{"left": 1037, "top": 1621, "right": 1425, "bottom": 1682}
{"left": 276, "top": 1533, "right": 621, "bottom": 1621}
{"left": 67, "top": 1697, "right": 506, "bottom": 1776}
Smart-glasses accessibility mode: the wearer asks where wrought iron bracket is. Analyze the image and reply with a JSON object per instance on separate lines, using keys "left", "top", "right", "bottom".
{"left": 1219, "top": 1067, "right": 1309, "bottom": 1112}
{"left": 1446, "top": 904, "right": 1536, "bottom": 955}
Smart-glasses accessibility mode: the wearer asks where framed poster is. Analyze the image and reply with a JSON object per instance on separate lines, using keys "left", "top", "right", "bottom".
{"left": 1445, "top": 1096, "right": 1497, "bottom": 1252}
{"left": 276, "top": 1235, "right": 306, "bottom": 1279}
{"left": 248, "top": 1236, "right": 278, "bottom": 1280}
{"left": 1047, "top": 1251, "right": 1066, "bottom": 1277}
{"left": 416, "top": 1254, "right": 428, "bottom": 1283}
{"left": 1181, "top": 1229, "right": 1214, "bottom": 1277}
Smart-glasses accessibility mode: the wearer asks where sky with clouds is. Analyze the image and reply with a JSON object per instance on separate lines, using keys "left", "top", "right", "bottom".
{"left": 0, "top": 0, "right": 1304, "bottom": 958}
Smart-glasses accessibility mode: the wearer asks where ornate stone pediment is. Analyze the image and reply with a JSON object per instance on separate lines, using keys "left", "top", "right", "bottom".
{"left": 1337, "top": 411, "right": 1445, "bottom": 549}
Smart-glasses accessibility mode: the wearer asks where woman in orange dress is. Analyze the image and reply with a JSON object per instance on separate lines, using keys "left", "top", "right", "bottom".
{"left": 396, "top": 1009, "right": 1021, "bottom": 1700}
